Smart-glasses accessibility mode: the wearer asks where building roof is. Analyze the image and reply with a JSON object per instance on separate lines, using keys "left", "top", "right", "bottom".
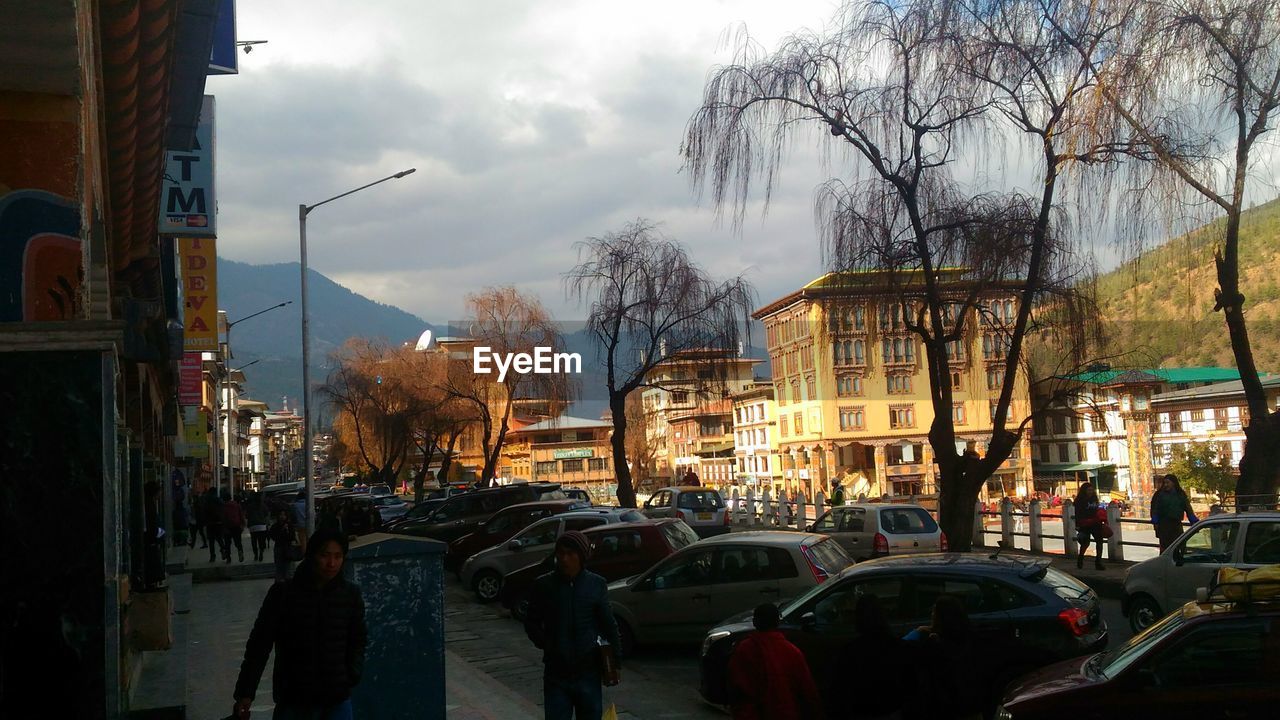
{"left": 509, "top": 416, "right": 612, "bottom": 433}
{"left": 1034, "top": 462, "right": 1116, "bottom": 473}
{"left": 753, "top": 271, "right": 1022, "bottom": 319}
{"left": 1152, "top": 374, "right": 1280, "bottom": 404}
{"left": 1067, "top": 367, "right": 1245, "bottom": 386}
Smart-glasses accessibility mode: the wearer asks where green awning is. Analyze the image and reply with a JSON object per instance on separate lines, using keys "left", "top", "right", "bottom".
{"left": 1034, "top": 462, "right": 1116, "bottom": 473}
{"left": 694, "top": 442, "right": 736, "bottom": 458}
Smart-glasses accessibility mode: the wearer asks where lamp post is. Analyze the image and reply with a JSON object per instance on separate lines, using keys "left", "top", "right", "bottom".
{"left": 223, "top": 301, "right": 292, "bottom": 495}
{"left": 300, "top": 168, "right": 416, "bottom": 533}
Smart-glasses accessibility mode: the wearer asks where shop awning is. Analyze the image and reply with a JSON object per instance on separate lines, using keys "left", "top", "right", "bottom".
{"left": 694, "top": 442, "right": 736, "bottom": 458}
{"left": 1034, "top": 462, "right": 1116, "bottom": 473}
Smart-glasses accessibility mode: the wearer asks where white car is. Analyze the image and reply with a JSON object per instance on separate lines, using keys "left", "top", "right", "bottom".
{"left": 460, "top": 507, "right": 644, "bottom": 602}
{"left": 1122, "top": 511, "right": 1280, "bottom": 632}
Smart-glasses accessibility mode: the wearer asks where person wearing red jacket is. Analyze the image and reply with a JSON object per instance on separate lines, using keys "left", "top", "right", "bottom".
{"left": 727, "top": 603, "right": 824, "bottom": 720}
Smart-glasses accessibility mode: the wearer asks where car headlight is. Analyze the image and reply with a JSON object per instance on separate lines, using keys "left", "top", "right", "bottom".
{"left": 701, "top": 630, "right": 731, "bottom": 657}
{"left": 994, "top": 705, "right": 1014, "bottom": 720}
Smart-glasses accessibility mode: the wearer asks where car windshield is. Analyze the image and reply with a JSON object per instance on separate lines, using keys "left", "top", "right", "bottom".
{"left": 1092, "top": 609, "right": 1189, "bottom": 679}
{"left": 661, "top": 520, "right": 700, "bottom": 550}
{"left": 879, "top": 507, "right": 938, "bottom": 534}
{"left": 620, "top": 510, "right": 645, "bottom": 522}
{"left": 373, "top": 496, "right": 402, "bottom": 507}
{"left": 1039, "top": 566, "right": 1092, "bottom": 602}
{"left": 677, "top": 491, "right": 723, "bottom": 509}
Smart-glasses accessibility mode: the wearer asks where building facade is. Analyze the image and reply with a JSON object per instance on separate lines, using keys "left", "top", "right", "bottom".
{"left": 732, "top": 382, "right": 781, "bottom": 489}
{"left": 1151, "top": 376, "right": 1280, "bottom": 473}
{"left": 754, "top": 272, "right": 1033, "bottom": 501}
{"left": 1031, "top": 367, "right": 1245, "bottom": 508}
{"left": 640, "top": 350, "right": 760, "bottom": 484}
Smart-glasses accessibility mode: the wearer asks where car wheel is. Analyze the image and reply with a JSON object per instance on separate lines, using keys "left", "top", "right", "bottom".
{"left": 473, "top": 570, "right": 502, "bottom": 603}
{"left": 1128, "top": 594, "right": 1162, "bottom": 634}
{"left": 511, "top": 592, "right": 531, "bottom": 622}
{"left": 616, "top": 618, "right": 636, "bottom": 658}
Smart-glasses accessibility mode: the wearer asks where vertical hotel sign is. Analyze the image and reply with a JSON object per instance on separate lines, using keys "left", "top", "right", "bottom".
{"left": 160, "top": 95, "right": 216, "bottom": 235}
{"left": 180, "top": 238, "right": 217, "bottom": 350}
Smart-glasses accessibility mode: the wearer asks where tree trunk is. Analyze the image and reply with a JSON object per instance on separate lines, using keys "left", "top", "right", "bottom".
{"left": 937, "top": 462, "right": 981, "bottom": 552}
{"left": 609, "top": 391, "right": 637, "bottom": 508}
{"left": 1236, "top": 414, "right": 1280, "bottom": 507}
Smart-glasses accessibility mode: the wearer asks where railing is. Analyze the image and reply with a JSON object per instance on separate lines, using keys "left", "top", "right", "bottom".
{"left": 711, "top": 484, "right": 1268, "bottom": 563}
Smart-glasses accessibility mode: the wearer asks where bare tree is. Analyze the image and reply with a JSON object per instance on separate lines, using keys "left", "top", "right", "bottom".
{"left": 1051, "top": 0, "right": 1280, "bottom": 503}
{"left": 683, "top": 0, "right": 1112, "bottom": 548}
{"left": 565, "top": 221, "right": 754, "bottom": 508}
{"left": 321, "top": 339, "right": 414, "bottom": 487}
{"left": 385, "top": 346, "right": 471, "bottom": 503}
{"left": 623, "top": 391, "right": 660, "bottom": 493}
{"left": 444, "top": 287, "right": 572, "bottom": 485}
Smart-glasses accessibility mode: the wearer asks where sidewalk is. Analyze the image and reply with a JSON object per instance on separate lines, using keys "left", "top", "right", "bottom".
{"left": 182, "top": 577, "right": 540, "bottom": 719}
{"left": 182, "top": 529, "right": 277, "bottom": 583}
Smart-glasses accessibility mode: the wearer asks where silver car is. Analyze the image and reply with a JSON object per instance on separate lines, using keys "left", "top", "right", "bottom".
{"left": 642, "top": 486, "right": 731, "bottom": 538}
{"left": 608, "top": 531, "right": 854, "bottom": 654}
{"left": 807, "top": 503, "right": 946, "bottom": 561}
{"left": 1122, "top": 511, "right": 1280, "bottom": 632}
{"left": 461, "top": 507, "right": 644, "bottom": 602}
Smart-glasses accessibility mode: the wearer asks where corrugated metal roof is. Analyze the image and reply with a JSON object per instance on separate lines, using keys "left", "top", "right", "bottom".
{"left": 509, "top": 416, "right": 612, "bottom": 433}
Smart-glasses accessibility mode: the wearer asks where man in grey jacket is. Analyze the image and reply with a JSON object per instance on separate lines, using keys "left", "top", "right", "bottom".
{"left": 524, "top": 530, "right": 621, "bottom": 720}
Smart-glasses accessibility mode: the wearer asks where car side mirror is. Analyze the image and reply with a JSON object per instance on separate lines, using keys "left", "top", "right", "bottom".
{"left": 800, "top": 612, "right": 817, "bottom": 631}
{"left": 1173, "top": 549, "right": 1184, "bottom": 567}
{"left": 507, "top": 540, "right": 522, "bottom": 552}
{"left": 805, "top": 523, "right": 815, "bottom": 533}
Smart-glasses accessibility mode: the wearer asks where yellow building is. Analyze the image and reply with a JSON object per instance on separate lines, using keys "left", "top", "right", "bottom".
{"left": 754, "top": 272, "right": 1033, "bottom": 501}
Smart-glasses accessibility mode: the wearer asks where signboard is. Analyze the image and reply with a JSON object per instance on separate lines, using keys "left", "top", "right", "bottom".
{"left": 180, "top": 407, "right": 210, "bottom": 458}
{"left": 553, "top": 448, "right": 594, "bottom": 460}
{"left": 160, "top": 95, "right": 216, "bottom": 235}
{"left": 208, "top": 0, "right": 238, "bottom": 75}
{"left": 180, "top": 352, "right": 204, "bottom": 405}
{"left": 179, "top": 237, "right": 218, "bottom": 351}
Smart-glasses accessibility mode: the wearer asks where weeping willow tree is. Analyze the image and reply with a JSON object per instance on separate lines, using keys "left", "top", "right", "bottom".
{"left": 683, "top": 0, "right": 1122, "bottom": 548}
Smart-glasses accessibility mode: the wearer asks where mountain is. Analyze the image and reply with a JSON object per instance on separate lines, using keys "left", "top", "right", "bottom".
{"left": 219, "top": 258, "right": 434, "bottom": 410}
{"left": 1094, "top": 197, "right": 1280, "bottom": 372}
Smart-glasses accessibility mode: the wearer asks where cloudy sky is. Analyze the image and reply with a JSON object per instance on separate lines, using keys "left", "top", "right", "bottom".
{"left": 207, "top": 0, "right": 855, "bottom": 323}
{"left": 206, "top": 0, "right": 1278, "bottom": 326}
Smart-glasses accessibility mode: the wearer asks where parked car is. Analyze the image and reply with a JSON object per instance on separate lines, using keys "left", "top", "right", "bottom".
{"left": 316, "top": 494, "right": 383, "bottom": 537}
{"left": 641, "top": 486, "right": 730, "bottom": 537}
{"left": 445, "top": 499, "right": 589, "bottom": 572}
{"left": 999, "top": 589, "right": 1280, "bottom": 719}
{"left": 1122, "top": 511, "right": 1280, "bottom": 632}
{"left": 500, "top": 518, "right": 701, "bottom": 620}
{"left": 384, "top": 483, "right": 556, "bottom": 542}
{"left": 611, "top": 531, "right": 853, "bottom": 656}
{"left": 806, "top": 503, "right": 947, "bottom": 561}
{"left": 261, "top": 480, "right": 305, "bottom": 499}
{"left": 461, "top": 508, "right": 644, "bottom": 601}
{"left": 562, "top": 487, "right": 591, "bottom": 503}
{"left": 372, "top": 494, "right": 410, "bottom": 523}
{"left": 368, "top": 484, "right": 394, "bottom": 497}
{"left": 699, "top": 553, "right": 1108, "bottom": 709}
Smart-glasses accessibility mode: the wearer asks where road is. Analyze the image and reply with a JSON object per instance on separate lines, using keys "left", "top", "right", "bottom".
{"left": 444, "top": 573, "right": 720, "bottom": 719}
{"left": 444, "top": 571, "right": 1135, "bottom": 719}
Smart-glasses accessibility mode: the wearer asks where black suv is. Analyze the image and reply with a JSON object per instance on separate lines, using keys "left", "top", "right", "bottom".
{"left": 385, "top": 482, "right": 567, "bottom": 542}
{"left": 699, "top": 553, "right": 1108, "bottom": 712}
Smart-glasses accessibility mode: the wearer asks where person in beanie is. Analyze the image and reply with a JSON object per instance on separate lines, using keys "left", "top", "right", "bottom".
{"left": 234, "top": 528, "right": 367, "bottom": 719}
{"left": 524, "top": 530, "right": 620, "bottom": 720}
{"left": 728, "top": 603, "right": 822, "bottom": 720}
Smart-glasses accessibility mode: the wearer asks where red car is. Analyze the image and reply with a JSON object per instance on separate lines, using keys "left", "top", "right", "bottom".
{"left": 445, "top": 499, "right": 587, "bottom": 572}
{"left": 997, "top": 596, "right": 1280, "bottom": 720}
{"left": 500, "top": 519, "right": 700, "bottom": 619}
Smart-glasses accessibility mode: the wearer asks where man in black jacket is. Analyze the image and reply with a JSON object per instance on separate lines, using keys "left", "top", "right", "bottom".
{"left": 233, "top": 528, "right": 367, "bottom": 719}
{"left": 524, "top": 530, "right": 621, "bottom": 720}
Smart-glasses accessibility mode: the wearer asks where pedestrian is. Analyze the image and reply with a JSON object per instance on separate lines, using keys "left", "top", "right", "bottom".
{"left": 1073, "top": 482, "right": 1105, "bottom": 570}
{"left": 202, "top": 488, "right": 224, "bottom": 564}
{"left": 830, "top": 481, "right": 845, "bottom": 508}
{"left": 233, "top": 528, "right": 367, "bottom": 719}
{"left": 270, "top": 509, "right": 297, "bottom": 583}
{"left": 245, "top": 491, "right": 271, "bottom": 562}
{"left": 683, "top": 467, "right": 701, "bottom": 487}
{"left": 902, "top": 595, "right": 984, "bottom": 720}
{"left": 221, "top": 490, "right": 246, "bottom": 564}
{"left": 727, "top": 603, "right": 823, "bottom": 720}
{"left": 189, "top": 486, "right": 207, "bottom": 550}
{"left": 1152, "top": 473, "right": 1197, "bottom": 553}
{"left": 524, "top": 530, "right": 621, "bottom": 720}
{"left": 292, "top": 491, "right": 309, "bottom": 552}
{"left": 830, "top": 595, "right": 908, "bottom": 719}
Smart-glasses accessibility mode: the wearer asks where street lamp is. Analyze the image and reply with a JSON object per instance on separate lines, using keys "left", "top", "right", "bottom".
{"left": 300, "top": 167, "right": 416, "bottom": 533}
{"left": 221, "top": 301, "right": 293, "bottom": 495}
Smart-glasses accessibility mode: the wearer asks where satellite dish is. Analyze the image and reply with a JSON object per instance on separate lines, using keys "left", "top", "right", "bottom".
{"left": 414, "top": 329, "right": 434, "bottom": 352}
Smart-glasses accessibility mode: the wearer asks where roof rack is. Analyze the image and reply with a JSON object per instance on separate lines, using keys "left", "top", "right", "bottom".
{"left": 1196, "top": 566, "right": 1280, "bottom": 606}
